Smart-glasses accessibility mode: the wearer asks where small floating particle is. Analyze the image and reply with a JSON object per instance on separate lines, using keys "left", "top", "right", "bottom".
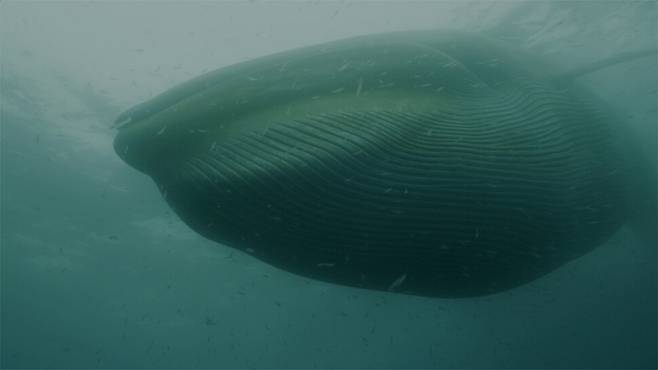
{"left": 388, "top": 274, "right": 407, "bottom": 291}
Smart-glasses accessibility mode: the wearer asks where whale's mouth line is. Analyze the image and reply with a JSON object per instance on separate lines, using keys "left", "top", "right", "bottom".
{"left": 112, "top": 84, "right": 460, "bottom": 165}
{"left": 113, "top": 78, "right": 450, "bottom": 133}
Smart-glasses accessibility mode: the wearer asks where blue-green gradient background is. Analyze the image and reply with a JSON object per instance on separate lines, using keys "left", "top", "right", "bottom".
{"left": 1, "top": 1, "right": 656, "bottom": 368}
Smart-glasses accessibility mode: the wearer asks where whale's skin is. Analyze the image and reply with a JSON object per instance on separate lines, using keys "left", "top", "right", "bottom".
{"left": 114, "top": 30, "right": 630, "bottom": 297}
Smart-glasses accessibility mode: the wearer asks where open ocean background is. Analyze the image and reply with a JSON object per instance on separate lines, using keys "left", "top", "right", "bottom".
{"left": 1, "top": 1, "right": 656, "bottom": 368}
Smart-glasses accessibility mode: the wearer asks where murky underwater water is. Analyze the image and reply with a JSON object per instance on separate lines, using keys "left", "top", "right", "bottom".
{"left": 1, "top": 1, "right": 656, "bottom": 368}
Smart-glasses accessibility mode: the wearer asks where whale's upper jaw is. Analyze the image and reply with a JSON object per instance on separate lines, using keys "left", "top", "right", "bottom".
{"left": 112, "top": 31, "right": 503, "bottom": 176}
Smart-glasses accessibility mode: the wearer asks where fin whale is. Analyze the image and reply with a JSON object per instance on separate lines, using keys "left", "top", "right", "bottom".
{"left": 114, "top": 30, "right": 655, "bottom": 297}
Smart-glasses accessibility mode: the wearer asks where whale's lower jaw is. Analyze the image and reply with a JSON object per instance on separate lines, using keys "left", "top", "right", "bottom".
{"left": 151, "top": 108, "right": 625, "bottom": 298}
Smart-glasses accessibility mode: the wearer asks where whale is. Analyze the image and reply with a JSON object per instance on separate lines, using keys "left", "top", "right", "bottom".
{"left": 114, "top": 30, "right": 655, "bottom": 297}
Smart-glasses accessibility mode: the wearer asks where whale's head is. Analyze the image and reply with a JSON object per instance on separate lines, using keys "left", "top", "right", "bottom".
{"left": 114, "top": 30, "right": 629, "bottom": 297}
